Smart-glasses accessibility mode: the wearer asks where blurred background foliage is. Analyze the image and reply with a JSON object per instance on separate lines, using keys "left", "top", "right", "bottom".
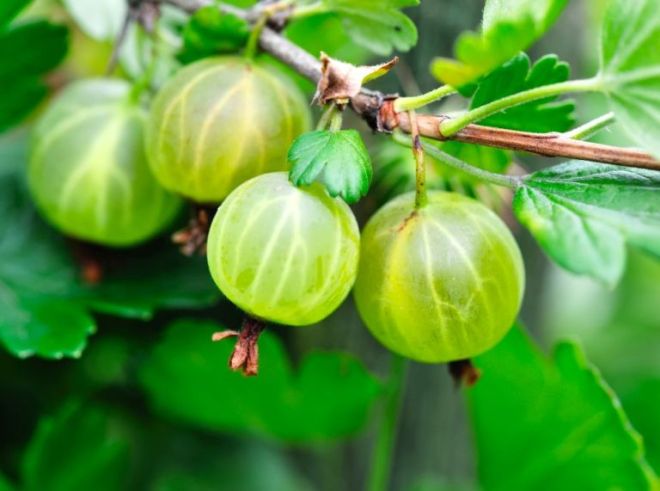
{"left": 0, "top": 0, "right": 658, "bottom": 490}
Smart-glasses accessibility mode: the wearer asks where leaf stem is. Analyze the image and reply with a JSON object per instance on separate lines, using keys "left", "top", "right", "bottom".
{"left": 394, "top": 85, "right": 456, "bottom": 112}
{"left": 316, "top": 103, "right": 337, "bottom": 130}
{"left": 440, "top": 77, "right": 604, "bottom": 136}
{"left": 329, "top": 109, "right": 343, "bottom": 132}
{"left": 564, "top": 112, "right": 616, "bottom": 140}
{"left": 290, "top": 2, "right": 327, "bottom": 19}
{"left": 367, "top": 355, "right": 409, "bottom": 491}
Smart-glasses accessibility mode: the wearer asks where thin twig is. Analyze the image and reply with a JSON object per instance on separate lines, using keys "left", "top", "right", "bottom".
{"left": 105, "top": 8, "right": 136, "bottom": 76}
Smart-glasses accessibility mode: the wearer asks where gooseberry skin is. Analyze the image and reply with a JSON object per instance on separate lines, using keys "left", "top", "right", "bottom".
{"left": 28, "top": 79, "right": 181, "bottom": 247}
{"left": 207, "top": 172, "right": 360, "bottom": 326}
{"left": 146, "top": 57, "right": 311, "bottom": 203}
{"left": 353, "top": 191, "right": 525, "bottom": 363}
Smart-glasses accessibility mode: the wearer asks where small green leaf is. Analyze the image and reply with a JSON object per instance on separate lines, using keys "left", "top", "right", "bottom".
{"left": 288, "top": 130, "right": 373, "bottom": 204}
{"left": 599, "top": 0, "right": 660, "bottom": 158}
{"left": 469, "top": 53, "right": 575, "bottom": 132}
{"left": 470, "top": 326, "right": 657, "bottom": 491}
{"left": 319, "top": 0, "right": 418, "bottom": 55}
{"left": 62, "top": 0, "right": 126, "bottom": 41}
{"left": 178, "top": 6, "right": 249, "bottom": 63}
{"left": 513, "top": 161, "right": 660, "bottom": 286}
{"left": 431, "top": 0, "right": 567, "bottom": 87}
{"left": 22, "top": 403, "right": 131, "bottom": 491}
{"left": 141, "top": 319, "right": 383, "bottom": 442}
{"left": 0, "top": 0, "right": 31, "bottom": 28}
{"left": 0, "top": 21, "right": 68, "bottom": 132}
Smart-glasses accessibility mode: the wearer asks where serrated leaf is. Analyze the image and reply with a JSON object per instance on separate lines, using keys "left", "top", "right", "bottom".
{"left": 431, "top": 0, "right": 567, "bottom": 87}
{"left": 513, "top": 161, "right": 660, "bottom": 286}
{"left": 318, "top": 0, "right": 418, "bottom": 55}
{"left": 22, "top": 403, "right": 130, "bottom": 491}
{"left": 288, "top": 130, "right": 373, "bottom": 203}
{"left": 0, "top": 0, "right": 31, "bottom": 28}
{"left": 62, "top": 0, "right": 126, "bottom": 41}
{"left": 470, "top": 326, "right": 656, "bottom": 491}
{"left": 599, "top": 0, "right": 660, "bottom": 158}
{"left": 178, "top": 6, "right": 249, "bottom": 63}
{"left": 141, "top": 319, "right": 383, "bottom": 442}
{"left": 469, "top": 53, "right": 576, "bottom": 132}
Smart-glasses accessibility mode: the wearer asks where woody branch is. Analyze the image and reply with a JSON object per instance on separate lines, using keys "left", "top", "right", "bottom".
{"left": 161, "top": 0, "right": 660, "bottom": 172}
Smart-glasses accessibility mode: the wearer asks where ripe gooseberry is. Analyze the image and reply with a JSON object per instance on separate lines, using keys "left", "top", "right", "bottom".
{"left": 207, "top": 172, "right": 360, "bottom": 327}
{"left": 146, "top": 57, "right": 311, "bottom": 203}
{"left": 353, "top": 191, "right": 525, "bottom": 363}
{"left": 28, "top": 79, "right": 181, "bottom": 247}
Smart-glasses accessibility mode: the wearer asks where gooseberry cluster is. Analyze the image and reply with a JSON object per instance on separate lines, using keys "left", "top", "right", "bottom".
{"left": 28, "top": 54, "right": 524, "bottom": 371}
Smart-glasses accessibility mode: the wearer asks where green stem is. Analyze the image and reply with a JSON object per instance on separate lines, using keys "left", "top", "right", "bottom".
{"left": 394, "top": 85, "right": 457, "bottom": 112}
{"left": 410, "top": 111, "right": 428, "bottom": 209}
{"left": 367, "top": 355, "right": 409, "bottom": 491}
{"left": 291, "top": 2, "right": 328, "bottom": 19}
{"left": 329, "top": 110, "right": 343, "bottom": 132}
{"left": 245, "top": 14, "right": 268, "bottom": 60}
{"left": 564, "top": 112, "right": 615, "bottom": 140}
{"left": 316, "top": 103, "right": 337, "bottom": 131}
{"left": 394, "top": 133, "right": 521, "bottom": 189}
{"left": 440, "top": 77, "right": 604, "bottom": 136}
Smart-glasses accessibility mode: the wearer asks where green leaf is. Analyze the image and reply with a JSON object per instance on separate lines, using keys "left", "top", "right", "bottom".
{"left": 0, "top": 21, "right": 68, "bottom": 132}
{"left": 62, "top": 0, "right": 126, "bottom": 41}
{"left": 599, "top": 0, "right": 660, "bottom": 158}
{"left": 482, "top": 0, "right": 567, "bottom": 35}
{"left": 0, "top": 473, "right": 14, "bottom": 491}
{"left": 0, "top": 167, "right": 94, "bottom": 359}
{"left": 79, "top": 244, "right": 220, "bottom": 320}
{"left": 151, "top": 440, "right": 313, "bottom": 491}
{"left": 178, "top": 6, "right": 249, "bottom": 63}
{"left": 0, "top": 0, "right": 31, "bottom": 28}
{"left": 141, "top": 319, "right": 383, "bottom": 442}
{"left": 22, "top": 403, "right": 130, "bottom": 491}
{"left": 431, "top": 0, "right": 567, "bottom": 87}
{"left": 469, "top": 53, "right": 576, "bottom": 132}
{"left": 470, "top": 326, "right": 657, "bottom": 491}
{"left": 288, "top": 130, "right": 373, "bottom": 204}
{"left": 320, "top": 0, "right": 418, "bottom": 55}
{"left": 513, "top": 161, "right": 660, "bottom": 286}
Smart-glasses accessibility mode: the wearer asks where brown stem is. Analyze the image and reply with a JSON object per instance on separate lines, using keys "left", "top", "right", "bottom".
{"left": 212, "top": 317, "right": 266, "bottom": 376}
{"left": 393, "top": 110, "right": 660, "bottom": 170}
{"left": 163, "top": 0, "right": 660, "bottom": 172}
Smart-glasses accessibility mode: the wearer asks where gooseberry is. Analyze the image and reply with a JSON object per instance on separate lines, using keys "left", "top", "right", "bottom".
{"left": 146, "top": 57, "right": 311, "bottom": 203}
{"left": 207, "top": 172, "right": 360, "bottom": 326}
{"left": 353, "top": 191, "right": 525, "bottom": 363}
{"left": 28, "top": 79, "right": 181, "bottom": 247}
